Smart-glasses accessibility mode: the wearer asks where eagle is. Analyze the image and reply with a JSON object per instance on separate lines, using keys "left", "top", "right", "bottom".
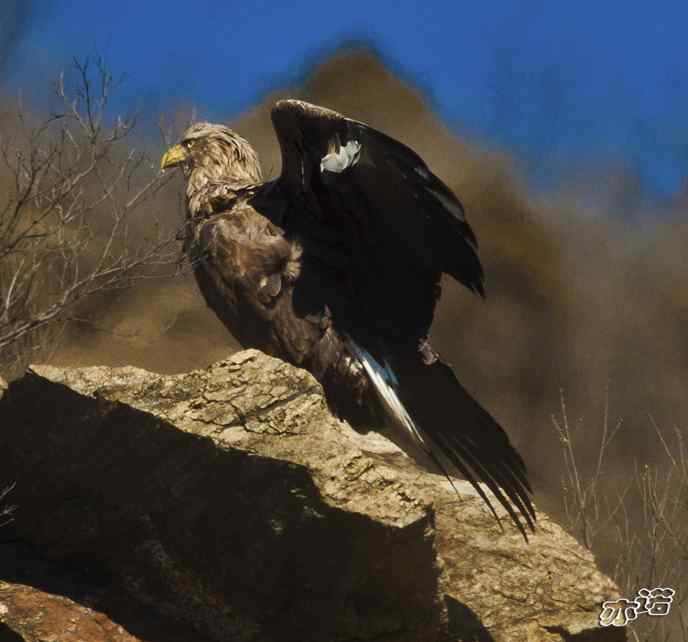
{"left": 161, "top": 100, "right": 535, "bottom": 539}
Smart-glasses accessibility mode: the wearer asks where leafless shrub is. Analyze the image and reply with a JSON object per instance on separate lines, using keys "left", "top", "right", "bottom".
{"left": 0, "top": 482, "right": 15, "bottom": 527}
{"left": 552, "top": 386, "right": 628, "bottom": 550}
{"left": 0, "top": 57, "right": 178, "bottom": 375}
{"left": 554, "top": 393, "right": 688, "bottom": 641}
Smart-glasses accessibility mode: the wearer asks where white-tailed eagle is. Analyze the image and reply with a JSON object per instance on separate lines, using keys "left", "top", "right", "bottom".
{"left": 161, "top": 100, "right": 535, "bottom": 539}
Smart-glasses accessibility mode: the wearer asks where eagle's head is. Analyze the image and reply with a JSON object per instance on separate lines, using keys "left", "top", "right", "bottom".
{"left": 161, "top": 122, "right": 262, "bottom": 189}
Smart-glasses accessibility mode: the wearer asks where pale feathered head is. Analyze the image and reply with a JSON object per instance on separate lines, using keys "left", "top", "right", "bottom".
{"left": 161, "top": 122, "right": 262, "bottom": 186}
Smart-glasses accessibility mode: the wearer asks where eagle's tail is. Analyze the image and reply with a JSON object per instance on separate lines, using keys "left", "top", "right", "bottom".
{"left": 347, "top": 339, "right": 535, "bottom": 541}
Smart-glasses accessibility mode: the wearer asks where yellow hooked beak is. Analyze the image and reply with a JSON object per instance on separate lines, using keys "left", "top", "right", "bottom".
{"left": 160, "top": 144, "right": 188, "bottom": 170}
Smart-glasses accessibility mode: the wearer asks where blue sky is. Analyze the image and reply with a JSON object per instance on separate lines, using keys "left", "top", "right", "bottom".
{"left": 5, "top": 0, "right": 688, "bottom": 198}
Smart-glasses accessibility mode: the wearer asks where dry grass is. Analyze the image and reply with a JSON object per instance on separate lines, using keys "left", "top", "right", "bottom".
{"left": 553, "top": 391, "right": 688, "bottom": 641}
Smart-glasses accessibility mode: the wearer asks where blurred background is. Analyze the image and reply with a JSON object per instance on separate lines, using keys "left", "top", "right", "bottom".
{"left": 2, "top": 1, "right": 688, "bottom": 636}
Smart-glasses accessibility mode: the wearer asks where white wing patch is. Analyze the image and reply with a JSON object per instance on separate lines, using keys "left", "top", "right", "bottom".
{"left": 347, "top": 340, "right": 427, "bottom": 449}
{"left": 320, "top": 140, "right": 362, "bottom": 174}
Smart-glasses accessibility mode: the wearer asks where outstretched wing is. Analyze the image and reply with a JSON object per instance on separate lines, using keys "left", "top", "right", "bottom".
{"left": 271, "top": 99, "right": 484, "bottom": 348}
{"left": 272, "top": 100, "right": 535, "bottom": 537}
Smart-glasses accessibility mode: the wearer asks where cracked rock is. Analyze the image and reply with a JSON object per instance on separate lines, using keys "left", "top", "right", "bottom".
{"left": 0, "top": 350, "right": 625, "bottom": 641}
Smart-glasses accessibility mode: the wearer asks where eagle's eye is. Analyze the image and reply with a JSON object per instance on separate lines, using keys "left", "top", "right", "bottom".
{"left": 183, "top": 140, "right": 194, "bottom": 150}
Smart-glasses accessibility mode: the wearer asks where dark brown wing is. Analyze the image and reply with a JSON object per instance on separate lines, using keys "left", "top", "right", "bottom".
{"left": 271, "top": 100, "right": 534, "bottom": 538}
{"left": 272, "top": 101, "right": 483, "bottom": 282}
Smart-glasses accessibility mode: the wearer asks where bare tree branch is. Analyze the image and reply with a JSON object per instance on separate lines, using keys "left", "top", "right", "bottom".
{"left": 0, "top": 58, "right": 179, "bottom": 375}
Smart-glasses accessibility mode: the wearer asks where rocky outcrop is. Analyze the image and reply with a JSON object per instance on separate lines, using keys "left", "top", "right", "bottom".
{"left": 0, "top": 350, "right": 625, "bottom": 641}
{"left": 0, "top": 580, "right": 141, "bottom": 642}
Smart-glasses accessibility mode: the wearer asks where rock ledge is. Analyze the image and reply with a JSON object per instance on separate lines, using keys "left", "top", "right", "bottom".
{"left": 0, "top": 350, "right": 624, "bottom": 641}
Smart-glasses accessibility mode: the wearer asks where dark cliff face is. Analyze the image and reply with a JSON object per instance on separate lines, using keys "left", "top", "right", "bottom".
{"left": 0, "top": 350, "right": 624, "bottom": 642}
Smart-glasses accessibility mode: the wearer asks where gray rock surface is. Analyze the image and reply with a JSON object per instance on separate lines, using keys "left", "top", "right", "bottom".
{"left": 0, "top": 350, "right": 625, "bottom": 641}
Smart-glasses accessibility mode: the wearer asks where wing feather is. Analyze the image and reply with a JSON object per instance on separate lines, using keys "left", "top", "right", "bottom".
{"left": 391, "top": 354, "right": 535, "bottom": 538}
{"left": 271, "top": 99, "right": 484, "bottom": 298}
{"left": 270, "top": 100, "right": 534, "bottom": 536}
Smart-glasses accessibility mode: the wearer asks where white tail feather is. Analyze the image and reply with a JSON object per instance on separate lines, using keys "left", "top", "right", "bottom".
{"left": 347, "top": 340, "right": 427, "bottom": 449}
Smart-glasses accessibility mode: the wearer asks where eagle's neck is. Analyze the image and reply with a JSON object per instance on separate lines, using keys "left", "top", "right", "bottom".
{"left": 185, "top": 144, "right": 263, "bottom": 219}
